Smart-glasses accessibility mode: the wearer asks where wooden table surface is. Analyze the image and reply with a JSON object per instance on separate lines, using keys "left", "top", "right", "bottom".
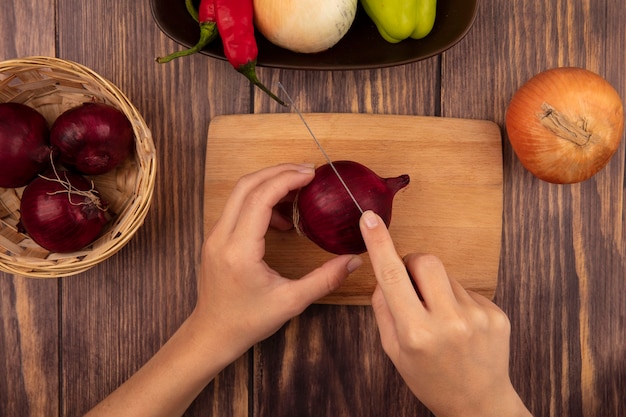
{"left": 1, "top": 1, "right": 624, "bottom": 416}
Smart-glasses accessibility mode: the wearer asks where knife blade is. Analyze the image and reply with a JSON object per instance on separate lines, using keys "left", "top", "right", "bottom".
{"left": 277, "top": 82, "right": 364, "bottom": 214}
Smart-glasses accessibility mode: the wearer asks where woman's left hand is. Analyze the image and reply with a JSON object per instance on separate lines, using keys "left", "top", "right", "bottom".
{"left": 192, "top": 163, "right": 362, "bottom": 359}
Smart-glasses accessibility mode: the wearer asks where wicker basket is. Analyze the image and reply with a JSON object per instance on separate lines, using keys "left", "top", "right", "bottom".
{"left": 0, "top": 56, "right": 156, "bottom": 277}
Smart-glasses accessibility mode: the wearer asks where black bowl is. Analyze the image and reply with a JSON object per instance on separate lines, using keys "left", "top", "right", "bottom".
{"left": 150, "top": 0, "right": 478, "bottom": 70}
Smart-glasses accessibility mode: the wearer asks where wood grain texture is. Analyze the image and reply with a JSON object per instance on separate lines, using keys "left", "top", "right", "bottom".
{"left": 0, "top": 2, "right": 58, "bottom": 417}
{"left": 204, "top": 113, "right": 502, "bottom": 304}
{"left": 0, "top": 278, "right": 59, "bottom": 417}
{"left": 1, "top": 0, "right": 625, "bottom": 416}
{"left": 54, "top": 1, "right": 251, "bottom": 416}
{"left": 253, "top": 305, "right": 432, "bottom": 417}
{"left": 444, "top": 1, "right": 626, "bottom": 416}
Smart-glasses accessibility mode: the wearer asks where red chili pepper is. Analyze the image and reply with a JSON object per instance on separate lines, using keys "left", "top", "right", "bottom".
{"left": 214, "top": 0, "right": 285, "bottom": 105}
{"left": 156, "top": 0, "right": 218, "bottom": 64}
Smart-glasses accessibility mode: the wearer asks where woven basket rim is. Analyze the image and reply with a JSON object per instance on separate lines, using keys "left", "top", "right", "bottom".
{"left": 0, "top": 56, "right": 157, "bottom": 278}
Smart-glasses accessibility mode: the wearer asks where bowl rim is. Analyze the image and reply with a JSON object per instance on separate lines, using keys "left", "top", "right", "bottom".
{"left": 150, "top": 0, "right": 480, "bottom": 70}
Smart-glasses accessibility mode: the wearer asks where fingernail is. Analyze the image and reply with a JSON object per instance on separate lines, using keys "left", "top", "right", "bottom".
{"left": 362, "top": 210, "right": 379, "bottom": 229}
{"left": 346, "top": 255, "right": 363, "bottom": 273}
{"left": 297, "top": 163, "right": 315, "bottom": 173}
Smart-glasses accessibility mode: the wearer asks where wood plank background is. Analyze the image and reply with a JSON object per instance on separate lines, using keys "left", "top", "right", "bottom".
{"left": 1, "top": 1, "right": 624, "bottom": 416}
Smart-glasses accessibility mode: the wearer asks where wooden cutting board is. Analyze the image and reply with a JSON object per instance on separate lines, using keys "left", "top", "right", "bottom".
{"left": 203, "top": 113, "right": 503, "bottom": 305}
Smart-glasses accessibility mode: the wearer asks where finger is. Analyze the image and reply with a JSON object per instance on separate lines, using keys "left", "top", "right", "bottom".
{"left": 278, "top": 255, "right": 363, "bottom": 315}
{"left": 213, "top": 163, "right": 314, "bottom": 236}
{"left": 232, "top": 167, "right": 315, "bottom": 247}
{"left": 446, "top": 275, "right": 501, "bottom": 316}
{"left": 403, "top": 253, "right": 457, "bottom": 312}
{"left": 446, "top": 274, "right": 476, "bottom": 305}
{"left": 466, "top": 288, "right": 505, "bottom": 314}
{"left": 371, "top": 284, "right": 400, "bottom": 356}
{"left": 465, "top": 290, "right": 512, "bottom": 338}
{"left": 359, "top": 210, "right": 423, "bottom": 319}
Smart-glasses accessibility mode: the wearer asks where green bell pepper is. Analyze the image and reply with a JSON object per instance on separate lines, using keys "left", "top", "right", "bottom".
{"left": 361, "top": 0, "right": 437, "bottom": 43}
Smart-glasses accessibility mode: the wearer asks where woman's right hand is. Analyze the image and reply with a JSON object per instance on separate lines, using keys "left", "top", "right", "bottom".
{"left": 359, "top": 210, "right": 532, "bottom": 417}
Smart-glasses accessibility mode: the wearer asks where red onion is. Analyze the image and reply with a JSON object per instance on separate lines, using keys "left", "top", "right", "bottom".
{"left": 19, "top": 169, "right": 109, "bottom": 253}
{"left": 50, "top": 102, "right": 134, "bottom": 175}
{"left": 0, "top": 102, "right": 53, "bottom": 188}
{"left": 294, "top": 161, "right": 410, "bottom": 254}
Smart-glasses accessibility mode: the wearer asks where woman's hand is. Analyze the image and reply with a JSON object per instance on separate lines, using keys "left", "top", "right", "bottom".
{"left": 86, "top": 164, "right": 361, "bottom": 417}
{"left": 359, "top": 210, "right": 531, "bottom": 417}
{"left": 191, "top": 163, "right": 362, "bottom": 361}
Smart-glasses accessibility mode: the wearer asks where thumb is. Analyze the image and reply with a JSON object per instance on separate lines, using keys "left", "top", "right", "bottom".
{"left": 284, "top": 255, "right": 363, "bottom": 309}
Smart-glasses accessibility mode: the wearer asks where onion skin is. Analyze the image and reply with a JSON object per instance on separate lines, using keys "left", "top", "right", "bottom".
{"left": 0, "top": 102, "right": 52, "bottom": 188}
{"left": 19, "top": 171, "right": 109, "bottom": 253}
{"left": 505, "top": 67, "right": 624, "bottom": 184}
{"left": 50, "top": 102, "right": 134, "bottom": 175}
{"left": 253, "top": 0, "right": 357, "bottom": 53}
{"left": 295, "top": 161, "right": 409, "bottom": 254}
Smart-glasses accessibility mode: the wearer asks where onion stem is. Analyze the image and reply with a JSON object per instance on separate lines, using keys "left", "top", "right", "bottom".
{"left": 540, "top": 103, "right": 592, "bottom": 146}
{"left": 39, "top": 155, "right": 107, "bottom": 211}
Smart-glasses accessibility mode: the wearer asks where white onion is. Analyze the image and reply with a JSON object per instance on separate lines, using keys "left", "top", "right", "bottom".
{"left": 253, "top": 0, "right": 357, "bottom": 53}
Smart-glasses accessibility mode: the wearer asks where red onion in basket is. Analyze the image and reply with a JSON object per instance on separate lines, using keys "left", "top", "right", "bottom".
{"left": 0, "top": 102, "right": 53, "bottom": 188}
{"left": 19, "top": 169, "right": 109, "bottom": 253}
{"left": 294, "top": 161, "right": 410, "bottom": 254}
{"left": 50, "top": 102, "right": 134, "bottom": 175}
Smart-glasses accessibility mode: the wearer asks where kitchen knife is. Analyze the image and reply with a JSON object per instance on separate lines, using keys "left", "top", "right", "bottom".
{"left": 277, "top": 82, "right": 364, "bottom": 214}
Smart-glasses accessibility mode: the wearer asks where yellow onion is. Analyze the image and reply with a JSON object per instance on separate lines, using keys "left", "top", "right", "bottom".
{"left": 505, "top": 67, "right": 624, "bottom": 184}
{"left": 253, "top": 0, "right": 357, "bottom": 53}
